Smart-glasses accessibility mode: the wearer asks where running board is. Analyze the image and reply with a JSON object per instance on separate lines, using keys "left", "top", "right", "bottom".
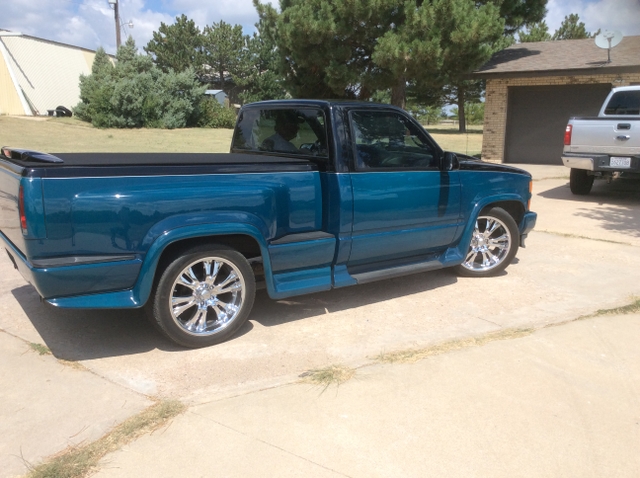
{"left": 350, "top": 260, "right": 443, "bottom": 284}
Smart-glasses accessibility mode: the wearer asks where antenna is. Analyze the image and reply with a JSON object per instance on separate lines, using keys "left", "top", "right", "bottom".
{"left": 594, "top": 30, "right": 623, "bottom": 63}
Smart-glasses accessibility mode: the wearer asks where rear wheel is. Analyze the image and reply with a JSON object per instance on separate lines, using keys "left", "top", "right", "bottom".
{"left": 456, "top": 207, "right": 519, "bottom": 277}
{"left": 569, "top": 168, "right": 594, "bottom": 195}
{"left": 149, "top": 245, "right": 256, "bottom": 348}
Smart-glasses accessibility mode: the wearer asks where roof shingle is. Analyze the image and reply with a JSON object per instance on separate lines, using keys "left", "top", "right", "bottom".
{"left": 474, "top": 35, "right": 640, "bottom": 77}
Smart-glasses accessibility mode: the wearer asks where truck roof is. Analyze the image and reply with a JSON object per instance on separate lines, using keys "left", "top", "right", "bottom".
{"left": 243, "top": 99, "right": 407, "bottom": 112}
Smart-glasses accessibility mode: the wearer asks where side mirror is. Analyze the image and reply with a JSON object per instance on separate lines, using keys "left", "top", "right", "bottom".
{"left": 440, "top": 151, "right": 459, "bottom": 171}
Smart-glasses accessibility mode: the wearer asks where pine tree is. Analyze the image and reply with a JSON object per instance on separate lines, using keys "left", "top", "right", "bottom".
{"left": 255, "top": 0, "right": 545, "bottom": 126}
{"left": 144, "top": 14, "right": 204, "bottom": 73}
{"left": 552, "top": 14, "right": 594, "bottom": 40}
{"left": 236, "top": 18, "right": 287, "bottom": 103}
{"left": 202, "top": 21, "right": 249, "bottom": 95}
{"left": 518, "top": 21, "right": 552, "bottom": 42}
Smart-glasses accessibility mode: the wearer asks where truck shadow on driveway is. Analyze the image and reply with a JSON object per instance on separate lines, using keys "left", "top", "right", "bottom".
{"left": 11, "top": 269, "right": 459, "bottom": 360}
{"left": 252, "top": 269, "right": 459, "bottom": 328}
{"left": 539, "top": 178, "right": 640, "bottom": 203}
{"left": 537, "top": 179, "right": 640, "bottom": 239}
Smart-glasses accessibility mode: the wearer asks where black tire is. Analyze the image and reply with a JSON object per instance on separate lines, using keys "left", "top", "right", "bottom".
{"left": 455, "top": 207, "right": 519, "bottom": 278}
{"left": 569, "top": 168, "right": 594, "bottom": 195}
{"left": 149, "top": 245, "right": 256, "bottom": 348}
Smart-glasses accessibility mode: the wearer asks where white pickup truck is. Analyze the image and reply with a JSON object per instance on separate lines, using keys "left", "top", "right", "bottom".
{"left": 562, "top": 85, "right": 640, "bottom": 195}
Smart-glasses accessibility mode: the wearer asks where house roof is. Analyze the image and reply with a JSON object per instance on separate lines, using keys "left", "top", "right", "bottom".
{"left": 474, "top": 35, "right": 640, "bottom": 79}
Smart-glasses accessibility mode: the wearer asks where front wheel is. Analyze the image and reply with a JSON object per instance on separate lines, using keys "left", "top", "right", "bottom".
{"left": 149, "top": 245, "right": 256, "bottom": 348}
{"left": 455, "top": 207, "right": 519, "bottom": 277}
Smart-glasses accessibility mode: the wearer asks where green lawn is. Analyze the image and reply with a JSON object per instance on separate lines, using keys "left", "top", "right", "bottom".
{"left": 0, "top": 116, "right": 482, "bottom": 156}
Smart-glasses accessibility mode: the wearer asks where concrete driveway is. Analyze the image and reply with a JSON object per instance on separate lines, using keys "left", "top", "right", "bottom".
{"left": 1, "top": 165, "right": 639, "bottom": 477}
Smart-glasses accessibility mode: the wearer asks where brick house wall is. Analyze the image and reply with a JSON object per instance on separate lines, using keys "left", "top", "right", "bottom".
{"left": 482, "top": 73, "right": 640, "bottom": 163}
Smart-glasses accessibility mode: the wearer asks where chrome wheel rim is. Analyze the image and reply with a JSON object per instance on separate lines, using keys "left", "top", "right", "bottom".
{"left": 169, "top": 256, "right": 245, "bottom": 336}
{"left": 461, "top": 215, "right": 512, "bottom": 272}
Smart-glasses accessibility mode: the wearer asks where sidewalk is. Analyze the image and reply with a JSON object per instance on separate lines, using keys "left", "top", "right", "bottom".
{"left": 94, "top": 313, "right": 640, "bottom": 478}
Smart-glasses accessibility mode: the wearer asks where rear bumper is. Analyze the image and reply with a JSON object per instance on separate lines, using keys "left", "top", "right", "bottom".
{"left": 562, "top": 153, "right": 640, "bottom": 173}
{"left": 1, "top": 231, "right": 141, "bottom": 300}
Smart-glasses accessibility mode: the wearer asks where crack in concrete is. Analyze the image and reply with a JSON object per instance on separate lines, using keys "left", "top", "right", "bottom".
{"left": 192, "top": 410, "right": 354, "bottom": 478}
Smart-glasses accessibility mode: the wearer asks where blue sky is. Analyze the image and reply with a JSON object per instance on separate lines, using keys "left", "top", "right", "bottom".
{"left": 2, "top": 0, "right": 639, "bottom": 54}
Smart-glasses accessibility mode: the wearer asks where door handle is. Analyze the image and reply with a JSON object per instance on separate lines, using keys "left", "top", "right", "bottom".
{"left": 616, "top": 135, "right": 630, "bottom": 141}
{"left": 617, "top": 123, "right": 631, "bottom": 130}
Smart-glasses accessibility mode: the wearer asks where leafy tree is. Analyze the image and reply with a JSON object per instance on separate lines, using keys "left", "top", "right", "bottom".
{"left": 408, "top": 104, "right": 444, "bottom": 125}
{"left": 466, "top": 102, "right": 485, "bottom": 125}
{"left": 518, "top": 21, "right": 552, "bottom": 42}
{"left": 552, "top": 14, "right": 594, "bottom": 40}
{"left": 143, "top": 14, "right": 204, "bottom": 73}
{"left": 202, "top": 21, "right": 249, "bottom": 94}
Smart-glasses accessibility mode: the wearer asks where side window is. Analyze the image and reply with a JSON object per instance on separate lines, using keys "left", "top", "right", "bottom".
{"left": 232, "top": 108, "right": 328, "bottom": 157}
{"left": 604, "top": 91, "right": 640, "bottom": 115}
{"left": 350, "top": 110, "right": 437, "bottom": 170}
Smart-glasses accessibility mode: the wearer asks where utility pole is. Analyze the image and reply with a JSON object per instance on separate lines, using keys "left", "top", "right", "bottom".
{"left": 108, "top": 0, "right": 121, "bottom": 49}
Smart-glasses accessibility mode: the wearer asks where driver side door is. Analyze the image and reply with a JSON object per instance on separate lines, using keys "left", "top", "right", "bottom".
{"left": 347, "top": 109, "right": 462, "bottom": 269}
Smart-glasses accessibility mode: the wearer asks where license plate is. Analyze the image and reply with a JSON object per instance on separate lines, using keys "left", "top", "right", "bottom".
{"left": 610, "top": 157, "right": 631, "bottom": 168}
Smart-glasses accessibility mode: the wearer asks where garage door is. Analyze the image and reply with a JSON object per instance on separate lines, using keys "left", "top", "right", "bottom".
{"left": 504, "top": 84, "right": 611, "bottom": 164}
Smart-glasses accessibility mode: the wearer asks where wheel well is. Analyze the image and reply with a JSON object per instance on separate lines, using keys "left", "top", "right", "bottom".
{"left": 154, "top": 234, "right": 262, "bottom": 283}
{"left": 480, "top": 201, "right": 524, "bottom": 225}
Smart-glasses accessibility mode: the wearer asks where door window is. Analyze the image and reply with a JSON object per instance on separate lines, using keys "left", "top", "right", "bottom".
{"left": 350, "top": 110, "right": 438, "bottom": 170}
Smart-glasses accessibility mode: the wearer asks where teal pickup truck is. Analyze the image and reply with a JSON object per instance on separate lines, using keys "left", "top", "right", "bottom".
{"left": 0, "top": 100, "right": 536, "bottom": 347}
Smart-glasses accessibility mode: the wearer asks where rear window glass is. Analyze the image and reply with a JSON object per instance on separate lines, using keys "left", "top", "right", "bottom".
{"left": 604, "top": 91, "right": 640, "bottom": 115}
{"left": 232, "top": 108, "right": 328, "bottom": 157}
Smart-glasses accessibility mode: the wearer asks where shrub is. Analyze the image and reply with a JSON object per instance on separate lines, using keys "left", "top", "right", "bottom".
{"left": 75, "top": 39, "right": 206, "bottom": 129}
{"left": 197, "top": 97, "right": 237, "bottom": 129}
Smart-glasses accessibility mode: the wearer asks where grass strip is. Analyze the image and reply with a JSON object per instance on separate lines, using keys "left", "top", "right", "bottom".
{"left": 299, "top": 365, "right": 356, "bottom": 389}
{"left": 578, "top": 298, "right": 640, "bottom": 320}
{"left": 26, "top": 400, "right": 186, "bottom": 478}
{"left": 29, "top": 343, "right": 52, "bottom": 356}
{"left": 374, "top": 328, "right": 534, "bottom": 364}
{"left": 537, "top": 229, "right": 631, "bottom": 245}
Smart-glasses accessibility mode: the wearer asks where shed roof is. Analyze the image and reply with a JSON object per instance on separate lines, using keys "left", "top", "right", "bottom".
{"left": 474, "top": 35, "right": 640, "bottom": 79}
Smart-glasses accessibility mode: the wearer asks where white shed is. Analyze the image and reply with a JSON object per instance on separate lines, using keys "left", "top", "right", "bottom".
{"left": 0, "top": 30, "right": 104, "bottom": 116}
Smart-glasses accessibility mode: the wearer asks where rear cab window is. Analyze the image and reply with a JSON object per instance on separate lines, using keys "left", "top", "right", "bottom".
{"left": 604, "top": 90, "right": 640, "bottom": 115}
{"left": 232, "top": 107, "right": 329, "bottom": 162}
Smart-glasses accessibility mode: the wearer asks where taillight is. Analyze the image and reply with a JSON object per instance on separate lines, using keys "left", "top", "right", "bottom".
{"left": 564, "top": 124, "right": 572, "bottom": 145}
{"left": 19, "top": 184, "right": 27, "bottom": 234}
{"left": 528, "top": 180, "right": 533, "bottom": 211}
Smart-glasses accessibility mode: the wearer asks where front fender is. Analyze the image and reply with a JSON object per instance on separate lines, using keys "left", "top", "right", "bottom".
{"left": 457, "top": 194, "right": 526, "bottom": 252}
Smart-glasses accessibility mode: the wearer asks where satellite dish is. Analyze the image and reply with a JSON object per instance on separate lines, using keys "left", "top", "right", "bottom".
{"left": 595, "top": 30, "right": 623, "bottom": 63}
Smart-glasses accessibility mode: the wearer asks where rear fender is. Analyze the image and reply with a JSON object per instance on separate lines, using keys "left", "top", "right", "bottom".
{"left": 135, "top": 222, "right": 273, "bottom": 306}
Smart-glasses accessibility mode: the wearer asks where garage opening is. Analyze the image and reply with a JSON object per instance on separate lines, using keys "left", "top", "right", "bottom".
{"left": 504, "top": 84, "right": 611, "bottom": 164}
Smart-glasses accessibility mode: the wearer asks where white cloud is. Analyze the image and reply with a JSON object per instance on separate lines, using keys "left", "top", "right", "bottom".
{"left": 582, "top": 0, "right": 640, "bottom": 36}
{"left": 6, "top": 0, "right": 635, "bottom": 55}
{"left": 546, "top": 0, "right": 640, "bottom": 36}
